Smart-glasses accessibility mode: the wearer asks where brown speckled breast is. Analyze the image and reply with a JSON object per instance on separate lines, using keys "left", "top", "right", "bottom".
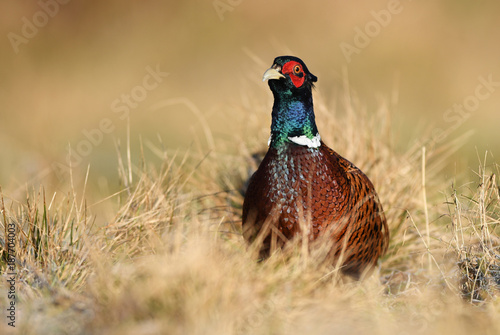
{"left": 242, "top": 141, "right": 389, "bottom": 278}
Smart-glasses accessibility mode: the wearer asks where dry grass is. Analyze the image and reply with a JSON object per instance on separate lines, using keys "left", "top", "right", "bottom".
{"left": 1, "top": 88, "right": 500, "bottom": 335}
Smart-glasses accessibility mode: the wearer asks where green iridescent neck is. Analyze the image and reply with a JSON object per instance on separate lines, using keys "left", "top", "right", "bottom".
{"left": 269, "top": 91, "right": 319, "bottom": 148}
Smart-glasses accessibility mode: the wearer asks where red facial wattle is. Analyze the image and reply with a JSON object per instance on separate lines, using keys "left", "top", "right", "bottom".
{"left": 282, "top": 61, "right": 305, "bottom": 88}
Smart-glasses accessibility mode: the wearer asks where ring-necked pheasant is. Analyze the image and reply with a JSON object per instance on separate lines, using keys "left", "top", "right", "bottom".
{"left": 242, "top": 56, "right": 389, "bottom": 278}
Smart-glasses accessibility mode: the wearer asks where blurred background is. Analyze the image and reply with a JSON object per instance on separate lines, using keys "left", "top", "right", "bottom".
{"left": 1, "top": 0, "right": 499, "bottom": 202}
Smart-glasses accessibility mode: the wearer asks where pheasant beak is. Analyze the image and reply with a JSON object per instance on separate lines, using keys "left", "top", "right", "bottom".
{"left": 262, "top": 66, "right": 285, "bottom": 82}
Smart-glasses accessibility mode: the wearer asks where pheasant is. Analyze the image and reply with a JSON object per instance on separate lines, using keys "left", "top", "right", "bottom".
{"left": 242, "top": 56, "right": 389, "bottom": 278}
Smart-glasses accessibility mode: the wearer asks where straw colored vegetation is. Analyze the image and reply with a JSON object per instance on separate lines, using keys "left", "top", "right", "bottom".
{"left": 1, "top": 90, "right": 500, "bottom": 335}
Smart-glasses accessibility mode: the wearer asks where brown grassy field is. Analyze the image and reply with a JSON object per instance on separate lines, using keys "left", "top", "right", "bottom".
{"left": 1, "top": 88, "right": 500, "bottom": 334}
{"left": 1, "top": 1, "right": 500, "bottom": 334}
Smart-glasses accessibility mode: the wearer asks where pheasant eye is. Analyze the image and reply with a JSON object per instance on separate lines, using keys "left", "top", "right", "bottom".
{"left": 293, "top": 65, "right": 301, "bottom": 74}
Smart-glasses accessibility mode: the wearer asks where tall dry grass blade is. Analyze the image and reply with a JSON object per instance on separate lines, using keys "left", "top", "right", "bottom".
{"left": 422, "top": 146, "right": 431, "bottom": 271}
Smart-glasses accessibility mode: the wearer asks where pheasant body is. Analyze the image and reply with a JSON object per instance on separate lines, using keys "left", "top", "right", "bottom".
{"left": 242, "top": 56, "right": 389, "bottom": 278}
